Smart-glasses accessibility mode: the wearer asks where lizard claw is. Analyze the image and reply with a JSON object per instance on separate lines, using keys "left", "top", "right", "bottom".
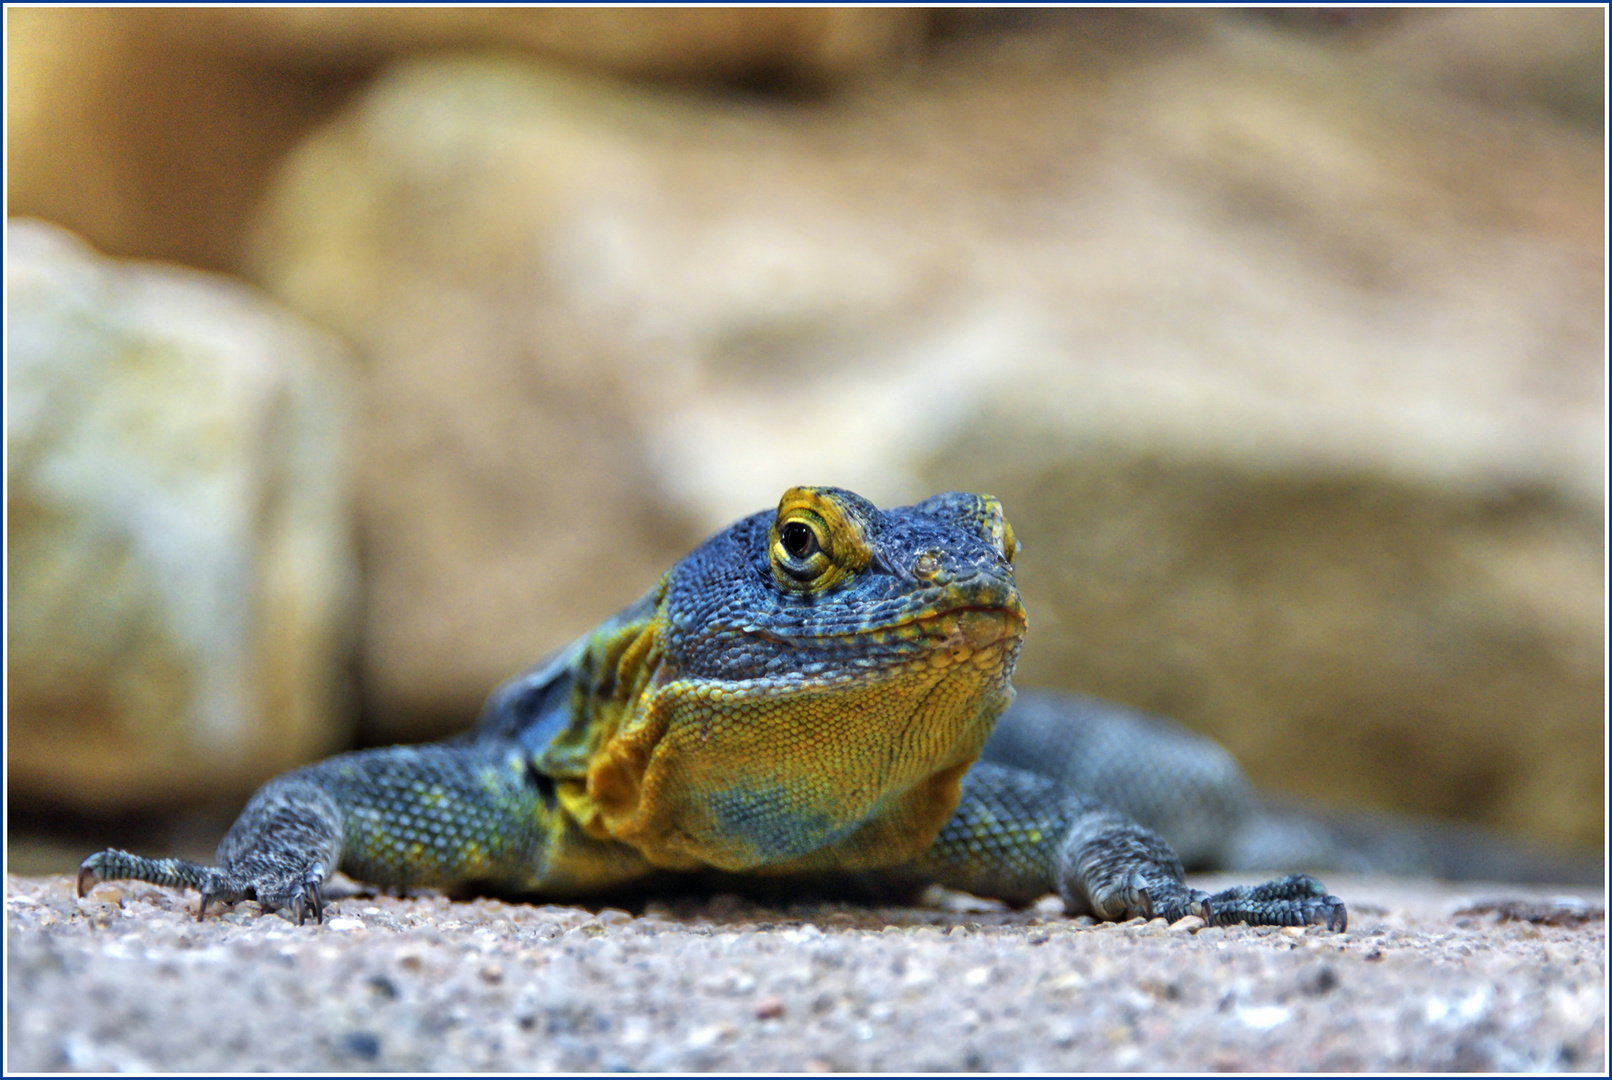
{"left": 1112, "top": 877, "right": 1206, "bottom": 923}
{"left": 291, "top": 883, "right": 324, "bottom": 926}
{"left": 75, "top": 862, "right": 99, "bottom": 899}
{"left": 285, "top": 865, "right": 328, "bottom": 925}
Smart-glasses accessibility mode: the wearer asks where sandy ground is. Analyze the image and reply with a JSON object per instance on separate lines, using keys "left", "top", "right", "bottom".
{"left": 5, "top": 871, "right": 1605, "bottom": 1072}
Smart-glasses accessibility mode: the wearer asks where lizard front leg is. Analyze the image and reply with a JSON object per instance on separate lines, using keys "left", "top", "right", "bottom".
{"left": 915, "top": 762, "right": 1346, "bottom": 930}
{"left": 78, "top": 777, "right": 343, "bottom": 924}
{"left": 1058, "top": 802, "right": 1346, "bottom": 929}
{"left": 78, "top": 742, "right": 555, "bottom": 924}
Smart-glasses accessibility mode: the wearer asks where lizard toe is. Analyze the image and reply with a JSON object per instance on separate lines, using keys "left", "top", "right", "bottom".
{"left": 254, "top": 863, "right": 329, "bottom": 925}
{"left": 291, "top": 875, "right": 326, "bottom": 926}
{"left": 1204, "top": 874, "right": 1348, "bottom": 931}
{"left": 1314, "top": 896, "right": 1347, "bottom": 932}
{"left": 1138, "top": 881, "right": 1209, "bottom": 924}
{"left": 1090, "top": 873, "right": 1205, "bottom": 923}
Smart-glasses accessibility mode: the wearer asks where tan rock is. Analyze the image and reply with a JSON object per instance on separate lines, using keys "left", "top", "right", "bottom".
{"left": 5, "top": 6, "right": 924, "bottom": 272}
{"left": 189, "top": 8, "right": 928, "bottom": 84}
{"left": 6, "top": 220, "right": 359, "bottom": 812}
{"left": 244, "top": 15, "right": 1603, "bottom": 847}
{"left": 5, "top": 8, "right": 367, "bottom": 272}
{"left": 1366, "top": 7, "right": 1605, "bottom": 129}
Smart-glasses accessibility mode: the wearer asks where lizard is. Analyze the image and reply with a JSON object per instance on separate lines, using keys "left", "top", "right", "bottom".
{"left": 77, "top": 486, "right": 1347, "bottom": 931}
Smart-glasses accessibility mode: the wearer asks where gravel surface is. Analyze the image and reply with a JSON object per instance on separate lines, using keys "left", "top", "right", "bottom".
{"left": 6, "top": 872, "right": 1605, "bottom": 1072}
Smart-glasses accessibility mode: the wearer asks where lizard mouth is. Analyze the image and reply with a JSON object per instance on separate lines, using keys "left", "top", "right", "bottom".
{"left": 742, "top": 597, "right": 1026, "bottom": 652}
{"left": 760, "top": 587, "right": 1025, "bottom": 672}
{"left": 907, "top": 604, "right": 1026, "bottom": 648}
{"left": 899, "top": 603, "right": 1026, "bottom": 675}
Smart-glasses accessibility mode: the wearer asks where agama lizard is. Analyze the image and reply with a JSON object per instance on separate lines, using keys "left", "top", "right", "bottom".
{"left": 78, "top": 487, "right": 1346, "bottom": 931}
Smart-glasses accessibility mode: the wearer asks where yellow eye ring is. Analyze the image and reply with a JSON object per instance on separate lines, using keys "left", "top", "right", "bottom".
{"left": 771, "top": 513, "right": 831, "bottom": 583}
{"left": 768, "top": 488, "right": 875, "bottom": 593}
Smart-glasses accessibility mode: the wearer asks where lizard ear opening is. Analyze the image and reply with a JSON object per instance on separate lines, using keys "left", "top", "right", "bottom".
{"left": 769, "top": 487, "right": 875, "bottom": 592}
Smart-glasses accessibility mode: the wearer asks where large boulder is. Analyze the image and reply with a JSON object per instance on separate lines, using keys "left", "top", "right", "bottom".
{"left": 243, "top": 14, "right": 1603, "bottom": 849}
{"left": 6, "top": 8, "right": 361, "bottom": 272}
{"left": 5, "top": 7, "right": 926, "bottom": 273}
{"left": 187, "top": 8, "right": 928, "bottom": 84}
{"left": 6, "top": 220, "right": 359, "bottom": 812}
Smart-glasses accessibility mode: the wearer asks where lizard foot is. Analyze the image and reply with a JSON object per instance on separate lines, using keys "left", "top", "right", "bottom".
{"left": 78, "top": 849, "right": 252, "bottom": 920}
{"left": 1056, "top": 808, "right": 1208, "bottom": 923}
{"left": 200, "top": 861, "right": 329, "bottom": 925}
{"left": 198, "top": 774, "right": 342, "bottom": 923}
{"left": 1088, "top": 873, "right": 1211, "bottom": 923}
{"left": 78, "top": 848, "right": 329, "bottom": 924}
{"left": 1203, "top": 873, "right": 1347, "bottom": 931}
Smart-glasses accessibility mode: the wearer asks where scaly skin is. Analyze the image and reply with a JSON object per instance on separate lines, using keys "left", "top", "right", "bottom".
{"left": 79, "top": 486, "right": 1345, "bottom": 931}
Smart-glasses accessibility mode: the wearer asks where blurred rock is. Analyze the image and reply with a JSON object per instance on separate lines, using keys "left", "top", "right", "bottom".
{"left": 1235, "top": 4, "right": 1605, "bottom": 133}
{"left": 248, "top": 65, "right": 714, "bottom": 735}
{"left": 1367, "top": 7, "right": 1605, "bottom": 129}
{"left": 6, "top": 220, "right": 359, "bottom": 813}
{"left": 243, "top": 13, "right": 1603, "bottom": 848}
{"left": 190, "top": 8, "right": 928, "bottom": 85}
{"left": 5, "top": 7, "right": 924, "bottom": 272}
{"left": 5, "top": 8, "right": 368, "bottom": 272}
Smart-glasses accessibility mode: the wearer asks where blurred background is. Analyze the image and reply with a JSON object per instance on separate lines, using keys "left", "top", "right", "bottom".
{"left": 6, "top": 8, "right": 1606, "bottom": 874}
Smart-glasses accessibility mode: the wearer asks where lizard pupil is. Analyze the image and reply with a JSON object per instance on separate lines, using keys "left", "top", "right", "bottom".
{"left": 781, "top": 522, "right": 817, "bottom": 559}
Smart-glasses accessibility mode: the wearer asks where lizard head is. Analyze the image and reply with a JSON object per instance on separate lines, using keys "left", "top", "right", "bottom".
{"left": 566, "top": 486, "right": 1028, "bottom": 874}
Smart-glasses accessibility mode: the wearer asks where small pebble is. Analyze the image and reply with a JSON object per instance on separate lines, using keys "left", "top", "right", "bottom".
{"left": 1032, "top": 894, "right": 1066, "bottom": 916}
{"left": 340, "top": 1031, "right": 380, "bottom": 1060}
{"left": 1543, "top": 942, "right": 1576, "bottom": 966}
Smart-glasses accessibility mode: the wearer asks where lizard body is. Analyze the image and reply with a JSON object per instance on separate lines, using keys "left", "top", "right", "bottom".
{"left": 79, "top": 487, "right": 1345, "bottom": 930}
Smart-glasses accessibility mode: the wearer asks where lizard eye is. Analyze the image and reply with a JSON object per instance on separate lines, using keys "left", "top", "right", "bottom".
{"left": 772, "top": 516, "right": 829, "bottom": 582}
{"left": 780, "top": 522, "right": 818, "bottom": 560}
{"left": 769, "top": 487, "right": 875, "bottom": 593}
